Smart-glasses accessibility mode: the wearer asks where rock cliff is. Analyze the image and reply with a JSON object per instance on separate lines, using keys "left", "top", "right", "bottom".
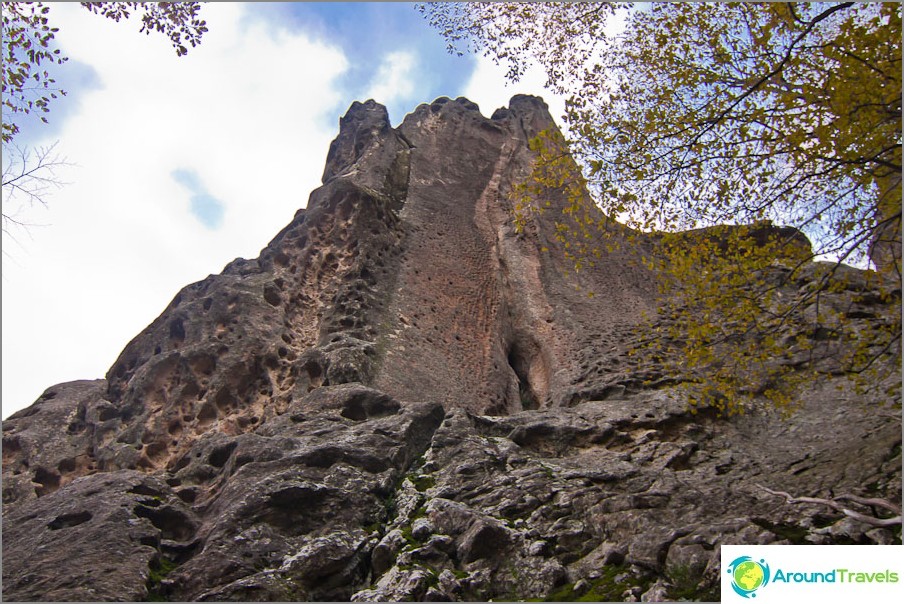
{"left": 3, "top": 95, "right": 900, "bottom": 602}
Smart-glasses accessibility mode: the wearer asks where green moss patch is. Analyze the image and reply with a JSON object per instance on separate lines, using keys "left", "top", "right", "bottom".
{"left": 145, "top": 557, "right": 178, "bottom": 602}
{"left": 410, "top": 474, "right": 436, "bottom": 492}
{"left": 539, "top": 565, "right": 649, "bottom": 602}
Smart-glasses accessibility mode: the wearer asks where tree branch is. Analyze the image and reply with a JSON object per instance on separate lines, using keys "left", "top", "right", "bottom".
{"left": 685, "top": 3, "right": 855, "bottom": 151}
{"left": 757, "top": 484, "right": 902, "bottom": 528}
{"left": 1, "top": 141, "right": 72, "bottom": 234}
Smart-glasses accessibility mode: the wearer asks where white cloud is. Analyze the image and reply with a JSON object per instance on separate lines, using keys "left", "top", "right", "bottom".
{"left": 2, "top": 3, "right": 349, "bottom": 417}
{"left": 364, "top": 50, "right": 418, "bottom": 107}
{"left": 462, "top": 54, "right": 566, "bottom": 126}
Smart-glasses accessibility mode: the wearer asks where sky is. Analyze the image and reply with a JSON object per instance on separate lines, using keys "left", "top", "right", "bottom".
{"left": 1, "top": 2, "right": 570, "bottom": 418}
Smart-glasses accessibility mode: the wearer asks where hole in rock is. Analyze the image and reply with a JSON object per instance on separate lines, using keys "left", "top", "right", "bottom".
{"left": 208, "top": 442, "right": 237, "bottom": 468}
{"left": 340, "top": 391, "right": 401, "bottom": 422}
{"left": 303, "top": 360, "right": 324, "bottom": 390}
{"left": 195, "top": 403, "right": 217, "bottom": 428}
{"left": 263, "top": 285, "right": 282, "bottom": 307}
{"left": 213, "top": 390, "right": 235, "bottom": 414}
{"left": 161, "top": 538, "right": 200, "bottom": 564}
{"left": 169, "top": 454, "right": 191, "bottom": 473}
{"left": 134, "top": 505, "right": 196, "bottom": 541}
{"left": 33, "top": 467, "right": 61, "bottom": 497}
{"left": 506, "top": 335, "right": 549, "bottom": 412}
{"left": 509, "top": 353, "right": 537, "bottom": 411}
{"left": 169, "top": 318, "right": 186, "bottom": 345}
{"left": 176, "top": 488, "right": 197, "bottom": 504}
{"left": 145, "top": 441, "right": 168, "bottom": 461}
{"left": 67, "top": 420, "right": 87, "bottom": 435}
{"left": 48, "top": 511, "right": 92, "bottom": 530}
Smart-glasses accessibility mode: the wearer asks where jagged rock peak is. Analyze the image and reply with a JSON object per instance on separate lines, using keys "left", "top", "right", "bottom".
{"left": 399, "top": 93, "right": 555, "bottom": 127}
{"left": 322, "top": 94, "right": 556, "bottom": 186}
{"left": 321, "top": 98, "right": 393, "bottom": 183}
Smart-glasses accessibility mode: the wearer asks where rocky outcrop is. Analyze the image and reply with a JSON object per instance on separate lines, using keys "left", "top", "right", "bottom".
{"left": 3, "top": 95, "right": 900, "bottom": 602}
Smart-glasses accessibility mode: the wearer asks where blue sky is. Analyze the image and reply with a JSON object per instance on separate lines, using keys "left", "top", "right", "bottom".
{"left": 254, "top": 2, "right": 478, "bottom": 123}
{"left": 2, "top": 2, "right": 565, "bottom": 418}
{"left": 9, "top": 3, "right": 482, "bottom": 149}
{"left": 171, "top": 168, "right": 224, "bottom": 229}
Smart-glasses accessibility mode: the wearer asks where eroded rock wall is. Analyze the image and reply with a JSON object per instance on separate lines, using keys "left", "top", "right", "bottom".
{"left": 2, "top": 96, "right": 900, "bottom": 602}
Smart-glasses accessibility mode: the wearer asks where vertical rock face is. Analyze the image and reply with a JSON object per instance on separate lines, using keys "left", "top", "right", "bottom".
{"left": 2, "top": 96, "right": 900, "bottom": 602}
{"left": 371, "top": 95, "right": 657, "bottom": 415}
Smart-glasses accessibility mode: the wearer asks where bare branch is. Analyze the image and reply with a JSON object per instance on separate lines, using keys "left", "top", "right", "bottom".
{"left": 2, "top": 141, "right": 72, "bottom": 234}
{"left": 757, "top": 484, "right": 902, "bottom": 529}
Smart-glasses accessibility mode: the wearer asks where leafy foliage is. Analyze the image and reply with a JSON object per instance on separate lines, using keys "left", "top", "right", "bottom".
{"left": 417, "top": 2, "right": 619, "bottom": 90}
{"left": 80, "top": 2, "right": 207, "bottom": 58}
{"left": 1, "top": 2, "right": 67, "bottom": 144}
{"left": 421, "top": 2, "right": 902, "bottom": 414}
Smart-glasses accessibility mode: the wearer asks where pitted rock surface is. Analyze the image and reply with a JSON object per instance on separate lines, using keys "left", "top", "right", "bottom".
{"left": 3, "top": 95, "right": 900, "bottom": 602}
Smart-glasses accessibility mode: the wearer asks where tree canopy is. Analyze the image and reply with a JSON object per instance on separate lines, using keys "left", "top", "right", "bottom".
{"left": 421, "top": 2, "right": 901, "bottom": 414}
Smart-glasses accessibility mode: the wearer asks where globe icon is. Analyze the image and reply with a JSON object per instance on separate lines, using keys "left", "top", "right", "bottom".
{"left": 733, "top": 560, "right": 765, "bottom": 592}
